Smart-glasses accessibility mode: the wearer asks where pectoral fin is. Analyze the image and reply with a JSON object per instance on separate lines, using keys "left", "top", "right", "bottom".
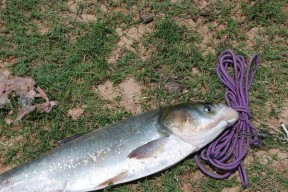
{"left": 128, "top": 136, "right": 169, "bottom": 159}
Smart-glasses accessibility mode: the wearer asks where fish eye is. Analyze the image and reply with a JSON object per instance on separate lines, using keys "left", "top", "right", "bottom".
{"left": 204, "top": 103, "right": 213, "bottom": 113}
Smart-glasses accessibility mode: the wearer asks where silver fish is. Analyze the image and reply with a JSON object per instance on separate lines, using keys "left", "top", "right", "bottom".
{"left": 0, "top": 103, "right": 238, "bottom": 192}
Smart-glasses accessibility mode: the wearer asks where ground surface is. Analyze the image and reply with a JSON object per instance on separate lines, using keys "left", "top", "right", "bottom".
{"left": 0, "top": 0, "right": 288, "bottom": 191}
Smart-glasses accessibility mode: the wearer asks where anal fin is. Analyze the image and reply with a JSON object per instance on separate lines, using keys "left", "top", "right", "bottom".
{"left": 96, "top": 171, "right": 127, "bottom": 188}
{"left": 128, "top": 136, "right": 169, "bottom": 159}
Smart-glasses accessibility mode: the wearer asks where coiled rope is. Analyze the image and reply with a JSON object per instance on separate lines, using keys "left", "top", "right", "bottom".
{"left": 194, "top": 49, "right": 260, "bottom": 187}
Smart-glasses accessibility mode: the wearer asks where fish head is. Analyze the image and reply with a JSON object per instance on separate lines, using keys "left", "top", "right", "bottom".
{"left": 159, "top": 103, "right": 238, "bottom": 147}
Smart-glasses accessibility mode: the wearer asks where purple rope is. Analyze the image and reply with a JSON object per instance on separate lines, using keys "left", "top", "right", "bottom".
{"left": 194, "top": 49, "right": 260, "bottom": 187}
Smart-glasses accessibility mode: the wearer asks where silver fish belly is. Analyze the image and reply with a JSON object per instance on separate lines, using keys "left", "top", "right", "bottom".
{"left": 0, "top": 103, "right": 238, "bottom": 192}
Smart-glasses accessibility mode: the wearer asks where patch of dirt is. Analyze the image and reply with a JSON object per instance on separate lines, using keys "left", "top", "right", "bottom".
{"left": 107, "top": 24, "right": 155, "bottom": 64}
{"left": 0, "top": 0, "right": 6, "bottom": 9}
{"left": 268, "top": 148, "right": 288, "bottom": 161}
{"left": 99, "top": 4, "right": 108, "bottom": 13}
{"left": 0, "top": 56, "right": 18, "bottom": 70}
{"left": 78, "top": 13, "right": 97, "bottom": 22}
{"left": 170, "top": 0, "right": 183, "bottom": 3}
{"left": 119, "top": 77, "right": 142, "bottom": 114}
{"left": 246, "top": 27, "right": 259, "bottom": 48}
{"left": 181, "top": 183, "right": 194, "bottom": 192}
{"left": 0, "top": 162, "right": 12, "bottom": 174}
{"left": 0, "top": 136, "right": 14, "bottom": 148}
{"left": 138, "top": 43, "right": 156, "bottom": 60}
{"left": 284, "top": 6, "right": 288, "bottom": 18}
{"left": 229, "top": 172, "right": 241, "bottom": 184}
{"left": 0, "top": 22, "right": 4, "bottom": 30}
{"left": 179, "top": 170, "right": 204, "bottom": 191}
{"left": 65, "top": 0, "right": 97, "bottom": 23}
{"left": 67, "top": 0, "right": 77, "bottom": 13}
{"left": 175, "top": 17, "right": 196, "bottom": 29}
{"left": 181, "top": 170, "right": 204, "bottom": 182}
{"left": 221, "top": 186, "right": 241, "bottom": 192}
{"left": 230, "top": 2, "right": 246, "bottom": 24}
{"left": 191, "top": 67, "right": 200, "bottom": 76}
{"left": 164, "top": 79, "right": 182, "bottom": 93}
{"left": 243, "top": 154, "right": 254, "bottom": 167}
{"left": 114, "top": 6, "right": 128, "bottom": 15}
{"left": 95, "top": 81, "right": 119, "bottom": 101}
{"left": 129, "top": 183, "right": 145, "bottom": 192}
{"left": 197, "top": 23, "right": 216, "bottom": 56}
{"left": 95, "top": 77, "right": 143, "bottom": 114}
{"left": 68, "top": 105, "right": 86, "bottom": 120}
{"left": 271, "top": 159, "right": 288, "bottom": 173}
{"left": 33, "top": 20, "right": 50, "bottom": 34}
{"left": 255, "top": 150, "right": 272, "bottom": 165}
{"left": 174, "top": 17, "right": 223, "bottom": 56}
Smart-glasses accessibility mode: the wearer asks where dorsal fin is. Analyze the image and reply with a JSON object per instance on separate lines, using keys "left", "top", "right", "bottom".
{"left": 128, "top": 136, "right": 169, "bottom": 159}
{"left": 57, "top": 133, "right": 85, "bottom": 146}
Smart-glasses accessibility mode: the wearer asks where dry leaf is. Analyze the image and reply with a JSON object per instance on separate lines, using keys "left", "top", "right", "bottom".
{"left": 0, "top": 71, "right": 58, "bottom": 124}
{"left": 16, "top": 105, "right": 36, "bottom": 121}
{"left": 4, "top": 117, "right": 12, "bottom": 125}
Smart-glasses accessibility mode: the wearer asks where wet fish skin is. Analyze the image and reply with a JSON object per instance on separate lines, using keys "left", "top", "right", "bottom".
{"left": 0, "top": 103, "right": 238, "bottom": 192}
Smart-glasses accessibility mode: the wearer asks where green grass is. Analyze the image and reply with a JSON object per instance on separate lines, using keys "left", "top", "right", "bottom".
{"left": 0, "top": 0, "right": 288, "bottom": 191}
{"left": 244, "top": 0, "right": 286, "bottom": 25}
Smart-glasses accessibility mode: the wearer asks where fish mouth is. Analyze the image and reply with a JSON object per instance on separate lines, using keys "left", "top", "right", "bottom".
{"left": 226, "top": 117, "right": 238, "bottom": 125}
{"left": 222, "top": 106, "right": 238, "bottom": 126}
{"left": 226, "top": 119, "right": 235, "bottom": 127}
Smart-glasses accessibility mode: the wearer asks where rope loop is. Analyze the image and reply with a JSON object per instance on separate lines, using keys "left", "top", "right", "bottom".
{"left": 195, "top": 50, "right": 260, "bottom": 187}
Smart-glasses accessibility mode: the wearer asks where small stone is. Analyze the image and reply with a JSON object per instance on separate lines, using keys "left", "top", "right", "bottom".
{"left": 182, "top": 89, "right": 189, "bottom": 94}
{"left": 4, "top": 117, "right": 12, "bottom": 125}
{"left": 191, "top": 15, "right": 199, "bottom": 22}
{"left": 139, "top": 10, "right": 153, "bottom": 24}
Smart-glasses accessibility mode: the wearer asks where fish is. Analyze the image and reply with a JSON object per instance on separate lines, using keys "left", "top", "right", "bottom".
{"left": 0, "top": 103, "right": 238, "bottom": 192}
